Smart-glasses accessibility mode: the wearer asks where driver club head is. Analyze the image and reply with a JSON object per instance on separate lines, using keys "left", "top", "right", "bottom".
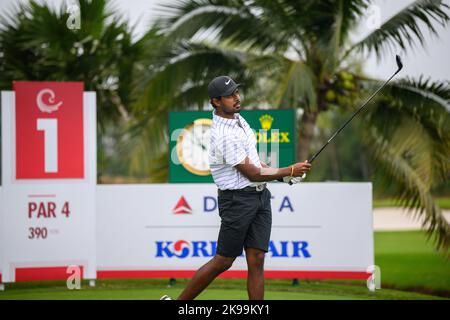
{"left": 395, "top": 54, "right": 403, "bottom": 73}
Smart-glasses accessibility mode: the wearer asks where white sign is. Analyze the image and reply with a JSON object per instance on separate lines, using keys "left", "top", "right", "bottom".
{"left": 1, "top": 181, "right": 373, "bottom": 281}
{"left": 0, "top": 87, "right": 97, "bottom": 283}
{"left": 97, "top": 183, "right": 373, "bottom": 279}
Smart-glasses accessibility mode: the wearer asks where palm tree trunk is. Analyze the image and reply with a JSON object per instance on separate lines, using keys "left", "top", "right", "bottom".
{"left": 359, "top": 146, "right": 370, "bottom": 180}
{"left": 297, "top": 111, "right": 318, "bottom": 162}
{"left": 329, "top": 141, "right": 340, "bottom": 180}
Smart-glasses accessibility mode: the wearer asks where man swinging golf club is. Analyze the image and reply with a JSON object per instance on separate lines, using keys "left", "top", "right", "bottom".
{"left": 161, "top": 76, "right": 311, "bottom": 300}
{"left": 159, "top": 55, "right": 403, "bottom": 300}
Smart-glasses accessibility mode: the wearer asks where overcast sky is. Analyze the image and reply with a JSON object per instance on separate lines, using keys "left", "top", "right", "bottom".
{"left": 1, "top": 0, "right": 449, "bottom": 82}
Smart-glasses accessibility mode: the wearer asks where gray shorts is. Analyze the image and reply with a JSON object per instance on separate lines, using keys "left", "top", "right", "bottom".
{"left": 216, "top": 187, "right": 272, "bottom": 258}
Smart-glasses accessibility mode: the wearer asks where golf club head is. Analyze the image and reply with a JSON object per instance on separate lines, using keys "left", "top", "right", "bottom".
{"left": 395, "top": 55, "right": 403, "bottom": 73}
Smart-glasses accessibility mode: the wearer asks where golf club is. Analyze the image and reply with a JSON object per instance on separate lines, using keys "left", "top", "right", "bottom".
{"left": 290, "top": 54, "right": 403, "bottom": 184}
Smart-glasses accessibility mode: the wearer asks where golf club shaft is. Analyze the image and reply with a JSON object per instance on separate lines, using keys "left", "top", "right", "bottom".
{"left": 307, "top": 69, "right": 401, "bottom": 165}
{"left": 289, "top": 55, "right": 403, "bottom": 184}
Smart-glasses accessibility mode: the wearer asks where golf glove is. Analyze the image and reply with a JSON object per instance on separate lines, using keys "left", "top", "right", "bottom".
{"left": 282, "top": 176, "right": 303, "bottom": 184}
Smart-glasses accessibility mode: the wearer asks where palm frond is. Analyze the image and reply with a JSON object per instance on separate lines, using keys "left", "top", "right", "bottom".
{"left": 123, "top": 115, "right": 169, "bottom": 179}
{"left": 0, "top": 0, "right": 143, "bottom": 129}
{"left": 126, "top": 37, "right": 264, "bottom": 181}
{"left": 345, "top": 0, "right": 450, "bottom": 59}
{"left": 364, "top": 122, "right": 450, "bottom": 253}
{"left": 155, "top": 0, "right": 287, "bottom": 52}
{"left": 377, "top": 77, "right": 450, "bottom": 144}
{"left": 322, "top": 0, "right": 368, "bottom": 73}
{"left": 272, "top": 59, "right": 317, "bottom": 111}
{"left": 392, "top": 76, "right": 450, "bottom": 112}
{"left": 133, "top": 40, "right": 252, "bottom": 115}
{"left": 147, "top": 151, "right": 170, "bottom": 183}
{"left": 360, "top": 77, "right": 450, "bottom": 183}
{"left": 359, "top": 76, "right": 450, "bottom": 252}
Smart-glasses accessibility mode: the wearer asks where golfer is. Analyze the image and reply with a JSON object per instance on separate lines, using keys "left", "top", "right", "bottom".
{"left": 162, "top": 76, "right": 311, "bottom": 300}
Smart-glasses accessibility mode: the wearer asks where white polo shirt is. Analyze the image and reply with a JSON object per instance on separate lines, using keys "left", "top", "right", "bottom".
{"left": 209, "top": 110, "right": 262, "bottom": 190}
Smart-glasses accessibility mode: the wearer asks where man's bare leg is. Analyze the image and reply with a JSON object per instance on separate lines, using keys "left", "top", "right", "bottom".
{"left": 177, "top": 254, "right": 236, "bottom": 300}
{"left": 245, "top": 247, "right": 265, "bottom": 300}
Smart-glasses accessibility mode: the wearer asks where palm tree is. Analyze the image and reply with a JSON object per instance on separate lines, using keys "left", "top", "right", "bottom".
{"left": 0, "top": 0, "right": 146, "bottom": 126}
{"left": 134, "top": 0, "right": 450, "bottom": 252}
{"left": 0, "top": 0, "right": 152, "bottom": 178}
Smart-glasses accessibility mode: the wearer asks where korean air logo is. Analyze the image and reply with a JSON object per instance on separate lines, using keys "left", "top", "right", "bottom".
{"left": 155, "top": 240, "right": 311, "bottom": 258}
{"left": 172, "top": 240, "right": 190, "bottom": 258}
{"left": 173, "top": 196, "right": 192, "bottom": 214}
{"left": 156, "top": 240, "right": 217, "bottom": 258}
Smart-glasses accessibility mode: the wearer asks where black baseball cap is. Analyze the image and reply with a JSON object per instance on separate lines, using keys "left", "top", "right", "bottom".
{"left": 208, "top": 76, "right": 242, "bottom": 99}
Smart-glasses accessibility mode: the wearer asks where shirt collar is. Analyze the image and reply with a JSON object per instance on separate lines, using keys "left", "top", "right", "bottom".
{"left": 212, "top": 110, "right": 241, "bottom": 127}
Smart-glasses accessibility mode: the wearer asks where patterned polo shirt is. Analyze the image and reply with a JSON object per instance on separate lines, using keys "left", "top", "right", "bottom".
{"left": 209, "top": 110, "right": 262, "bottom": 190}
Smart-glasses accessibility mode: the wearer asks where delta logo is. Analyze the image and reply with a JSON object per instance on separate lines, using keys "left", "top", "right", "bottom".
{"left": 173, "top": 196, "right": 192, "bottom": 214}
{"left": 256, "top": 114, "right": 290, "bottom": 143}
{"left": 172, "top": 194, "right": 295, "bottom": 214}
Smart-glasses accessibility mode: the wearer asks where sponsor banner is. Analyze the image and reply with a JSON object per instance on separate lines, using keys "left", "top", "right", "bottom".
{"left": 0, "top": 85, "right": 96, "bottom": 283}
{"left": 97, "top": 183, "right": 373, "bottom": 276}
{"left": 169, "top": 110, "right": 296, "bottom": 183}
{"left": 0, "top": 182, "right": 372, "bottom": 281}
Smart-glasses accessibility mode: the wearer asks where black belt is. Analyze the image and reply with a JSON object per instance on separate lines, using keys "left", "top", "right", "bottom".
{"left": 218, "top": 183, "right": 267, "bottom": 195}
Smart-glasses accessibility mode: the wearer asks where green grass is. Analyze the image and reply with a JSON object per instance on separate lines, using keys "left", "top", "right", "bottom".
{"left": 373, "top": 197, "right": 450, "bottom": 209}
{"left": 0, "top": 231, "right": 448, "bottom": 300}
{"left": 373, "top": 230, "right": 450, "bottom": 295}
{"left": 0, "top": 278, "right": 444, "bottom": 300}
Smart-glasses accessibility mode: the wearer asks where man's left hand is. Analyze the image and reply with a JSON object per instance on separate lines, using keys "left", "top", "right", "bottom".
{"left": 282, "top": 176, "right": 303, "bottom": 184}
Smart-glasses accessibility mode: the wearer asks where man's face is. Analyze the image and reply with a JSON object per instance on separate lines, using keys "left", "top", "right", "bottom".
{"left": 214, "top": 89, "right": 241, "bottom": 114}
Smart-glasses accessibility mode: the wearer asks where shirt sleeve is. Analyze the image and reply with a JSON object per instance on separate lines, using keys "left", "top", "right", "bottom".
{"left": 216, "top": 134, "right": 247, "bottom": 167}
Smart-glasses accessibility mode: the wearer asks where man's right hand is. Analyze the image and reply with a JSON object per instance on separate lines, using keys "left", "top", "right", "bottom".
{"left": 291, "top": 161, "right": 311, "bottom": 177}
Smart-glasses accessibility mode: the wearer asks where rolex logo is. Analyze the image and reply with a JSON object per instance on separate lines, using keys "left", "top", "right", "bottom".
{"left": 259, "top": 114, "right": 274, "bottom": 130}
